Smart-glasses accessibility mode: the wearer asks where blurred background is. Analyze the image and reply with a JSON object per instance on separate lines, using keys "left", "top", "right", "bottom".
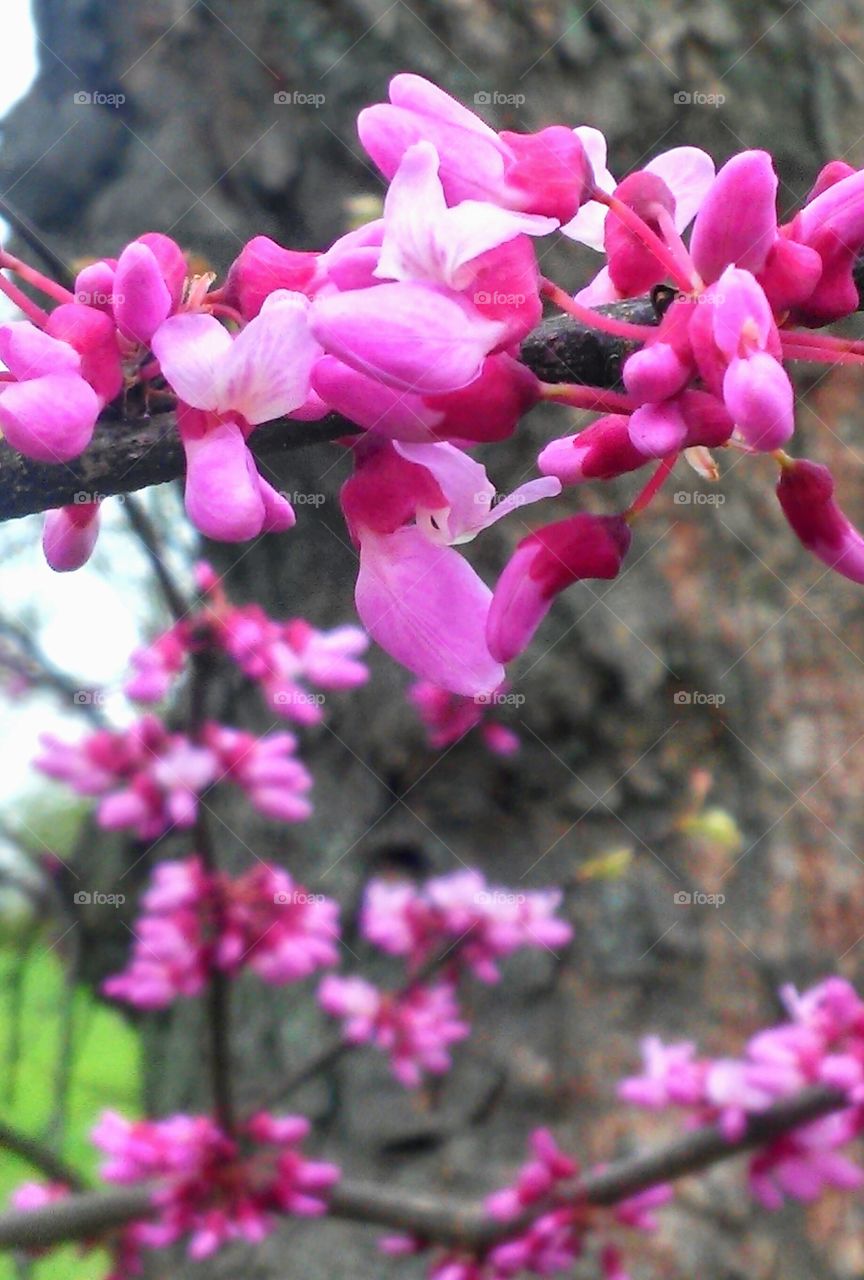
{"left": 3, "top": 1, "right": 864, "bottom": 1276}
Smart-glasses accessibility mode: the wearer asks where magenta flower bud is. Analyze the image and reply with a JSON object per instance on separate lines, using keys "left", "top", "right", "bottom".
{"left": 225, "top": 235, "right": 321, "bottom": 319}
{"left": 487, "top": 513, "right": 632, "bottom": 663}
{"left": 623, "top": 340, "right": 690, "bottom": 404}
{"left": 777, "top": 458, "right": 864, "bottom": 583}
{"left": 787, "top": 167, "right": 864, "bottom": 324}
{"left": 605, "top": 170, "right": 676, "bottom": 295}
{"left": 44, "top": 302, "right": 124, "bottom": 405}
{"left": 806, "top": 160, "right": 857, "bottom": 202}
{"left": 74, "top": 259, "right": 117, "bottom": 313}
{"left": 113, "top": 241, "right": 173, "bottom": 345}
{"left": 628, "top": 400, "right": 688, "bottom": 457}
{"left": 136, "top": 233, "right": 187, "bottom": 309}
{"left": 497, "top": 124, "right": 594, "bottom": 221}
{"left": 689, "top": 151, "right": 778, "bottom": 283}
{"left": 538, "top": 414, "right": 648, "bottom": 483}
{"left": 42, "top": 502, "right": 101, "bottom": 572}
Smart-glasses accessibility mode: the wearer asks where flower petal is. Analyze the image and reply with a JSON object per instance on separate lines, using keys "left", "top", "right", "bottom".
{"left": 152, "top": 314, "right": 233, "bottom": 411}
{"left": 355, "top": 526, "right": 504, "bottom": 696}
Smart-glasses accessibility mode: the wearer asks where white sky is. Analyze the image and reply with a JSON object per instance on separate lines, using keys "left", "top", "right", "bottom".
{"left": 0, "top": 4, "right": 174, "bottom": 809}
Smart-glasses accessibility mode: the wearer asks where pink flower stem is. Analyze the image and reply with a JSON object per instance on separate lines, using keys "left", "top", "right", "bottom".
{"left": 0, "top": 273, "right": 50, "bottom": 326}
{"left": 592, "top": 189, "right": 697, "bottom": 293}
{"left": 625, "top": 453, "right": 679, "bottom": 520}
{"left": 542, "top": 280, "right": 657, "bottom": 340}
{"left": 0, "top": 251, "right": 75, "bottom": 305}
{"left": 539, "top": 382, "right": 636, "bottom": 414}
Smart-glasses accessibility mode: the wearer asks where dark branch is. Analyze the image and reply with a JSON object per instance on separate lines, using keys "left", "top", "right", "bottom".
{"left": 0, "top": 301, "right": 661, "bottom": 524}
{"left": 0, "top": 1084, "right": 845, "bottom": 1252}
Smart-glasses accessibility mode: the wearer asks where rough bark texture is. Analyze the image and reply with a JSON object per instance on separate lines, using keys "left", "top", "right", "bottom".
{"left": 5, "top": 3, "right": 864, "bottom": 1277}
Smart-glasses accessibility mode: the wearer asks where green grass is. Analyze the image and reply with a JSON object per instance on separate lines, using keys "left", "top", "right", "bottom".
{"left": 0, "top": 943, "right": 141, "bottom": 1278}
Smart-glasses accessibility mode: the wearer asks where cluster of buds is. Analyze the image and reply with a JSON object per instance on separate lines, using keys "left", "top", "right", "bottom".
{"left": 34, "top": 715, "right": 313, "bottom": 836}
{"left": 383, "top": 1128, "right": 670, "bottom": 1280}
{"left": 6, "top": 75, "right": 864, "bottom": 696}
{"left": 102, "top": 856, "right": 339, "bottom": 1008}
{"left": 318, "top": 869, "right": 572, "bottom": 1085}
{"left": 619, "top": 977, "right": 864, "bottom": 1208}
{"left": 125, "top": 561, "right": 369, "bottom": 723}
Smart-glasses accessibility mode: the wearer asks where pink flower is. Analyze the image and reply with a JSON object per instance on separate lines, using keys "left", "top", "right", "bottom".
{"left": 205, "top": 724, "right": 314, "bottom": 822}
{"left": 358, "top": 74, "right": 593, "bottom": 221}
{"left": 408, "top": 680, "right": 520, "bottom": 755}
{"left": 487, "top": 513, "right": 632, "bottom": 664}
{"left": 777, "top": 457, "right": 864, "bottom": 583}
{"left": 342, "top": 439, "right": 558, "bottom": 696}
{"left": 360, "top": 869, "right": 572, "bottom": 982}
{"left": 104, "top": 857, "right": 339, "bottom": 1008}
{"left": 318, "top": 975, "right": 469, "bottom": 1086}
{"left": 42, "top": 501, "right": 101, "bottom": 572}
{"left": 312, "top": 351, "right": 540, "bottom": 444}
{"left": 0, "top": 322, "right": 101, "bottom": 462}
{"left": 310, "top": 281, "right": 507, "bottom": 395}
{"left": 92, "top": 1108, "right": 339, "bottom": 1259}
{"left": 152, "top": 290, "right": 320, "bottom": 540}
{"left": 689, "top": 150, "right": 779, "bottom": 285}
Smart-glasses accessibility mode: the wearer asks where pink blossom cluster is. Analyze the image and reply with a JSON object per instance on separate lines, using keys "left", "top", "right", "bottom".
{"left": 125, "top": 561, "right": 369, "bottom": 724}
{"left": 318, "top": 870, "right": 571, "bottom": 1085}
{"left": 91, "top": 1108, "right": 339, "bottom": 1263}
{"left": 318, "top": 974, "right": 468, "bottom": 1088}
{"left": 408, "top": 680, "right": 520, "bottom": 756}
{"left": 34, "top": 715, "right": 313, "bottom": 837}
{"left": 103, "top": 856, "right": 339, "bottom": 1008}
{"left": 619, "top": 976, "right": 864, "bottom": 1208}
{"left": 9, "top": 77, "right": 864, "bottom": 693}
{"left": 360, "top": 869, "right": 572, "bottom": 981}
{"left": 382, "top": 1128, "right": 671, "bottom": 1280}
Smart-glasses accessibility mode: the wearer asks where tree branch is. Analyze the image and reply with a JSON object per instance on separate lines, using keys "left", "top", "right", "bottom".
{"left": 0, "top": 301, "right": 660, "bottom": 524}
{"left": 0, "top": 1084, "right": 845, "bottom": 1252}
